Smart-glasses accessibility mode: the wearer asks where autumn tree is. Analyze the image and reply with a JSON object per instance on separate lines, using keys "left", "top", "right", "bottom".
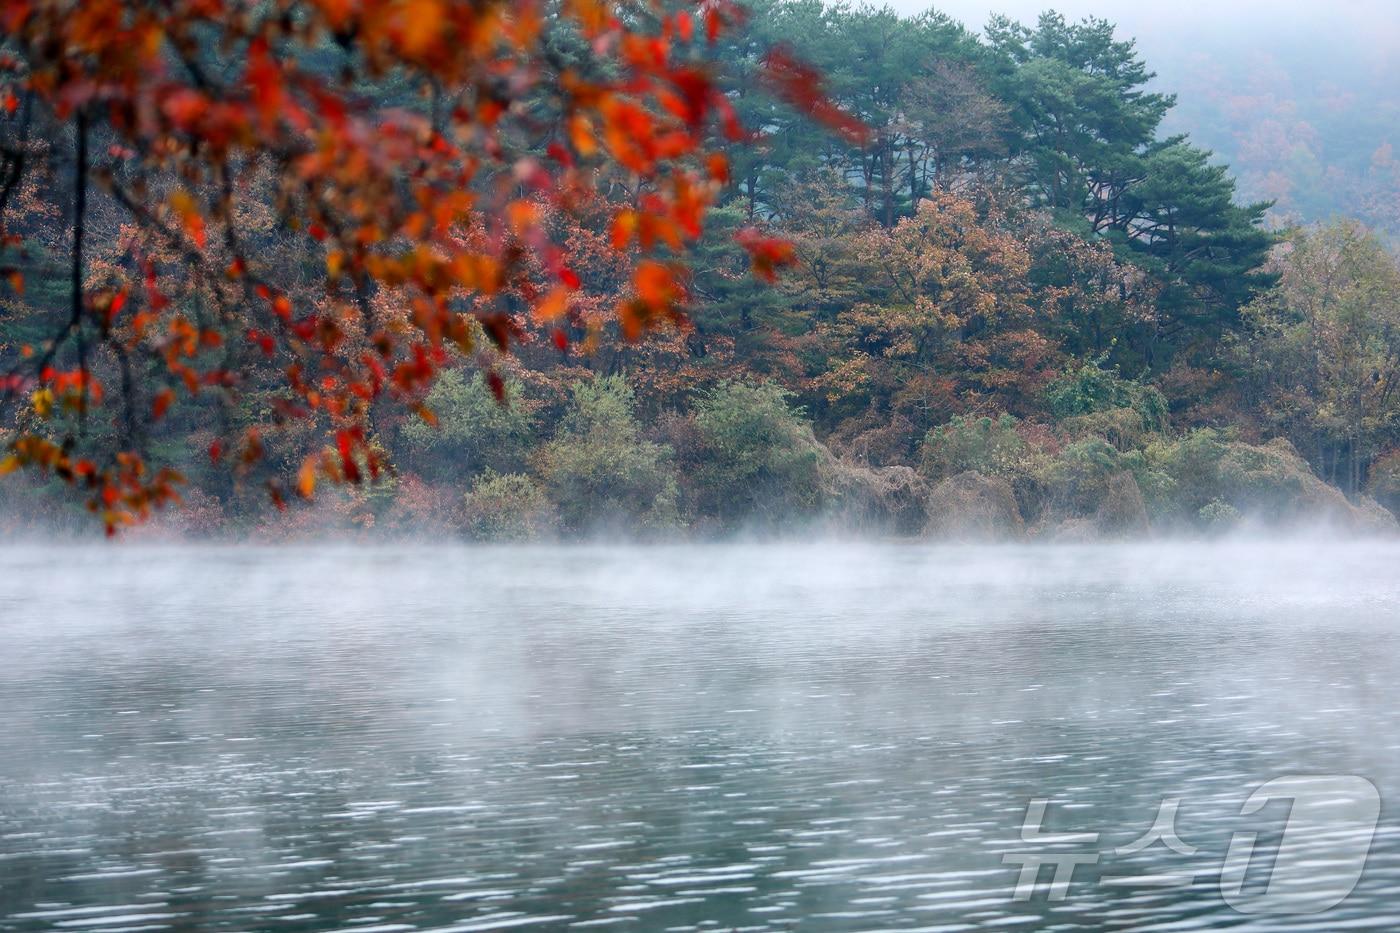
{"left": 0, "top": 0, "right": 853, "bottom": 532}
{"left": 815, "top": 191, "right": 1057, "bottom": 463}
{"left": 771, "top": 168, "right": 868, "bottom": 317}
{"left": 1022, "top": 215, "right": 1158, "bottom": 363}
{"left": 1237, "top": 221, "right": 1400, "bottom": 493}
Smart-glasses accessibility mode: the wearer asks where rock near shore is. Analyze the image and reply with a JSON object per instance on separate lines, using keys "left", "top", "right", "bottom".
{"left": 925, "top": 471, "right": 1025, "bottom": 540}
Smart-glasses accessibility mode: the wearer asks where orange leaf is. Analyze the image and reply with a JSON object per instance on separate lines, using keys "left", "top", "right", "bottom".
{"left": 400, "top": 0, "right": 445, "bottom": 56}
{"left": 533, "top": 287, "right": 569, "bottom": 323}
{"left": 736, "top": 228, "right": 798, "bottom": 282}
{"left": 634, "top": 260, "right": 679, "bottom": 306}
{"left": 760, "top": 47, "right": 869, "bottom": 144}
{"left": 486, "top": 371, "right": 506, "bottom": 402}
{"left": 297, "top": 457, "right": 317, "bottom": 498}
{"left": 152, "top": 388, "right": 174, "bottom": 420}
{"left": 611, "top": 210, "right": 638, "bottom": 251}
{"left": 569, "top": 114, "right": 598, "bottom": 156}
{"left": 708, "top": 152, "right": 730, "bottom": 184}
{"left": 506, "top": 200, "right": 539, "bottom": 237}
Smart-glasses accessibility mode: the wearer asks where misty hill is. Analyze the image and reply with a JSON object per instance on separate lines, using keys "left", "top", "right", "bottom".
{"left": 928, "top": 2, "right": 1400, "bottom": 241}
{"left": 1151, "top": 28, "right": 1400, "bottom": 241}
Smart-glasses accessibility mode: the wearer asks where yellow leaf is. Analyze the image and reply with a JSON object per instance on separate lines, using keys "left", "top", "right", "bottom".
{"left": 31, "top": 387, "right": 53, "bottom": 418}
{"left": 168, "top": 189, "right": 206, "bottom": 248}
{"left": 169, "top": 189, "right": 195, "bottom": 216}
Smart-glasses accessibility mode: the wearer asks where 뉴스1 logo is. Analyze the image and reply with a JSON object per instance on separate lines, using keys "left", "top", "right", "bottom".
{"left": 1004, "top": 774, "right": 1381, "bottom": 914}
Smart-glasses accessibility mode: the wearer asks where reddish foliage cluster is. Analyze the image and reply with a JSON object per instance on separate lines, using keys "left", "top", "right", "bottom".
{"left": 0, "top": 0, "right": 858, "bottom": 532}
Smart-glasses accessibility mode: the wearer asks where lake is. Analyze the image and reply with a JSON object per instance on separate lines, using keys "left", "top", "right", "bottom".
{"left": 1, "top": 541, "right": 1399, "bottom": 931}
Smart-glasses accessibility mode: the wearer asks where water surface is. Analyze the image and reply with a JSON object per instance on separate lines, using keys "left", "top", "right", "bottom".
{"left": 2, "top": 542, "right": 1399, "bottom": 930}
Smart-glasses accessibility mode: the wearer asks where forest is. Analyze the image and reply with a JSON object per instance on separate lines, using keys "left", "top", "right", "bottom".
{"left": 3, "top": 2, "right": 1400, "bottom": 540}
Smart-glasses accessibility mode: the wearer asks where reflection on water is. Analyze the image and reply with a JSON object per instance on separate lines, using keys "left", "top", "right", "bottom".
{"left": 1, "top": 541, "right": 1399, "bottom": 931}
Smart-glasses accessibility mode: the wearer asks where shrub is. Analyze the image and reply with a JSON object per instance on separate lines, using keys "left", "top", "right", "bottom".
{"left": 1144, "top": 428, "right": 1230, "bottom": 520}
{"left": 535, "top": 376, "right": 679, "bottom": 533}
{"left": 1141, "top": 430, "right": 1355, "bottom": 528}
{"left": 1216, "top": 438, "right": 1343, "bottom": 516}
{"left": 690, "top": 382, "right": 824, "bottom": 528}
{"left": 1118, "top": 447, "right": 1177, "bottom": 519}
{"left": 376, "top": 474, "right": 464, "bottom": 537}
{"left": 920, "top": 414, "right": 1027, "bottom": 481}
{"left": 398, "top": 369, "right": 535, "bottom": 480}
{"left": 1037, "top": 436, "right": 1122, "bottom": 515}
{"left": 1045, "top": 361, "right": 1168, "bottom": 432}
{"left": 821, "top": 462, "right": 930, "bottom": 535}
{"left": 462, "top": 471, "right": 557, "bottom": 541}
{"left": 1198, "top": 499, "right": 1242, "bottom": 530}
{"left": 1058, "top": 406, "right": 1158, "bottom": 451}
{"left": 925, "top": 471, "right": 1025, "bottom": 539}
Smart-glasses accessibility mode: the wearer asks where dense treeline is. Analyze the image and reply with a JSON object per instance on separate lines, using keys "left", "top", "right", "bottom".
{"left": 4, "top": 5, "right": 1399, "bottom": 539}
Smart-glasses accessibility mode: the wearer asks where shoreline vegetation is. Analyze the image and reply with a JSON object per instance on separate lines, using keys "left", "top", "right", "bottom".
{"left": 6, "top": 384, "right": 1397, "bottom": 541}
{"left": 4, "top": 7, "right": 1400, "bottom": 542}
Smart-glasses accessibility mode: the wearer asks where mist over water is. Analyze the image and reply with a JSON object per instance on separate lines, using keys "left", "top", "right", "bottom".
{"left": 3, "top": 541, "right": 1400, "bottom": 930}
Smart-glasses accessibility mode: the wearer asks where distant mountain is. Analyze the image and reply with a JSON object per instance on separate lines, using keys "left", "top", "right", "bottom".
{"left": 1149, "top": 29, "right": 1400, "bottom": 243}
{"left": 918, "top": 2, "right": 1400, "bottom": 242}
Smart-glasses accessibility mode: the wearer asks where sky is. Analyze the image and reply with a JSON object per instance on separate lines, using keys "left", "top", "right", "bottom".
{"left": 874, "top": 0, "right": 1400, "bottom": 94}
{"left": 887, "top": 0, "right": 1400, "bottom": 50}
{"left": 899, "top": 0, "right": 1397, "bottom": 30}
